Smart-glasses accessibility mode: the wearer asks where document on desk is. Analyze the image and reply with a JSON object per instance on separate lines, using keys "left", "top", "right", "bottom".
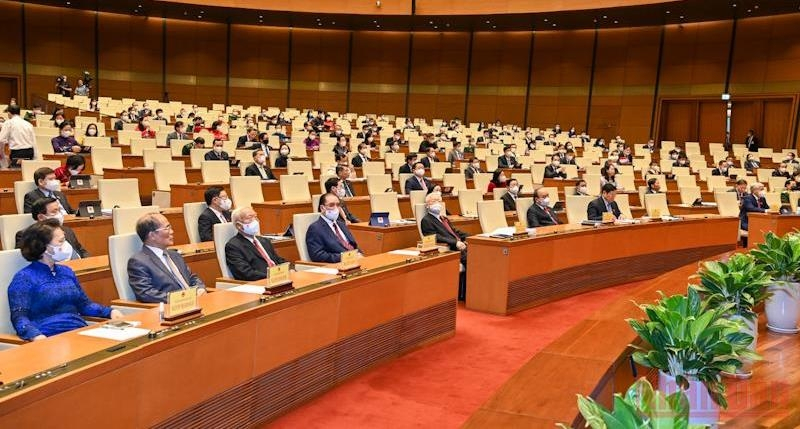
{"left": 389, "top": 249, "right": 420, "bottom": 256}
{"left": 79, "top": 326, "right": 150, "bottom": 341}
{"left": 304, "top": 267, "right": 340, "bottom": 275}
{"left": 228, "top": 285, "right": 269, "bottom": 295}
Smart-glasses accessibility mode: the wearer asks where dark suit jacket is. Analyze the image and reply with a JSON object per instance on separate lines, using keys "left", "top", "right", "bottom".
{"left": 341, "top": 202, "right": 359, "bottom": 223}
{"left": 420, "top": 156, "right": 436, "bottom": 169}
{"left": 198, "top": 207, "right": 231, "bottom": 242}
{"left": 498, "top": 155, "right": 520, "bottom": 169}
{"left": 526, "top": 203, "right": 558, "bottom": 227}
{"left": 275, "top": 155, "right": 288, "bottom": 168}
{"left": 15, "top": 224, "right": 88, "bottom": 259}
{"left": 341, "top": 180, "right": 356, "bottom": 197}
{"left": 127, "top": 246, "right": 206, "bottom": 303}
{"left": 237, "top": 135, "right": 258, "bottom": 148}
{"left": 544, "top": 165, "right": 567, "bottom": 179}
{"left": 464, "top": 166, "right": 482, "bottom": 180}
{"left": 351, "top": 154, "right": 370, "bottom": 167}
{"left": 711, "top": 168, "right": 729, "bottom": 177}
{"left": 420, "top": 213, "right": 467, "bottom": 266}
{"left": 399, "top": 163, "right": 414, "bottom": 175}
{"left": 745, "top": 135, "right": 760, "bottom": 152}
{"left": 225, "top": 233, "right": 288, "bottom": 281}
{"left": 501, "top": 192, "right": 517, "bottom": 212}
{"left": 244, "top": 163, "right": 276, "bottom": 180}
{"left": 166, "top": 131, "right": 189, "bottom": 145}
{"left": 23, "top": 188, "right": 74, "bottom": 214}
{"left": 587, "top": 197, "right": 621, "bottom": 221}
{"left": 204, "top": 150, "right": 230, "bottom": 161}
{"left": 404, "top": 176, "right": 434, "bottom": 195}
{"left": 740, "top": 194, "right": 768, "bottom": 230}
{"left": 305, "top": 217, "right": 359, "bottom": 263}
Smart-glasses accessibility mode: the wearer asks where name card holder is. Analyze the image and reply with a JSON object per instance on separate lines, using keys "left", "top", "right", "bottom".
{"left": 417, "top": 234, "right": 439, "bottom": 255}
{"left": 263, "top": 262, "right": 294, "bottom": 295}
{"left": 338, "top": 249, "right": 361, "bottom": 273}
{"left": 162, "top": 287, "right": 202, "bottom": 326}
{"left": 512, "top": 221, "right": 528, "bottom": 237}
{"left": 601, "top": 212, "right": 615, "bottom": 224}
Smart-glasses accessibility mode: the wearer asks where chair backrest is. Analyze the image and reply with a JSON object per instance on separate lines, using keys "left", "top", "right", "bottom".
{"left": 714, "top": 191, "right": 740, "bottom": 217}
{"left": 0, "top": 249, "right": 30, "bottom": 336}
{"left": 458, "top": 189, "right": 483, "bottom": 217}
{"left": 189, "top": 149, "right": 208, "bottom": 168}
{"left": 20, "top": 160, "right": 60, "bottom": 181}
{"left": 108, "top": 233, "right": 144, "bottom": 302}
{"left": 484, "top": 156, "right": 499, "bottom": 173}
{"left": 370, "top": 192, "right": 402, "bottom": 221}
{"left": 515, "top": 197, "right": 534, "bottom": 227}
{"left": 583, "top": 174, "right": 602, "bottom": 196}
{"left": 678, "top": 187, "right": 701, "bottom": 205}
{"left": 644, "top": 192, "right": 670, "bottom": 217}
{"left": 183, "top": 202, "right": 207, "bottom": 244}
{"left": 765, "top": 191, "right": 781, "bottom": 209}
{"left": 615, "top": 193, "right": 633, "bottom": 219}
{"left": 201, "top": 161, "right": 231, "bottom": 184}
{"left": 430, "top": 162, "right": 448, "bottom": 180}
{"left": 398, "top": 173, "right": 413, "bottom": 195}
{"left": 293, "top": 213, "right": 321, "bottom": 262}
{"left": 366, "top": 174, "right": 393, "bottom": 195}
{"left": 153, "top": 161, "right": 188, "bottom": 191}
{"left": 705, "top": 175, "right": 729, "bottom": 191}
{"left": 130, "top": 138, "right": 157, "bottom": 156}
{"left": 615, "top": 174, "right": 635, "bottom": 191}
{"left": 530, "top": 164, "right": 545, "bottom": 184}
{"left": 477, "top": 200, "right": 508, "bottom": 233}
{"left": 472, "top": 173, "right": 492, "bottom": 194}
{"left": 413, "top": 203, "right": 427, "bottom": 238}
{"left": 287, "top": 160, "right": 313, "bottom": 180}
{"left": 170, "top": 139, "right": 192, "bottom": 157}
{"left": 230, "top": 176, "right": 265, "bottom": 208}
{"left": 13, "top": 181, "right": 36, "bottom": 214}
{"left": 565, "top": 195, "right": 594, "bottom": 224}
{"left": 142, "top": 148, "right": 172, "bottom": 168}
{"left": 408, "top": 189, "right": 426, "bottom": 212}
{"left": 112, "top": 205, "right": 160, "bottom": 235}
{"left": 674, "top": 174, "right": 697, "bottom": 189}
{"left": 443, "top": 173, "right": 467, "bottom": 196}
{"left": 671, "top": 166, "right": 691, "bottom": 177}
{"left": 98, "top": 178, "right": 142, "bottom": 209}
{"left": 280, "top": 174, "right": 311, "bottom": 202}
{"left": 362, "top": 161, "right": 385, "bottom": 177}
{"left": 756, "top": 168, "right": 772, "bottom": 183}
{"left": 91, "top": 147, "right": 124, "bottom": 175}
{"left": 0, "top": 214, "right": 35, "bottom": 250}
{"left": 213, "top": 222, "right": 238, "bottom": 279}
{"left": 768, "top": 176, "right": 788, "bottom": 193}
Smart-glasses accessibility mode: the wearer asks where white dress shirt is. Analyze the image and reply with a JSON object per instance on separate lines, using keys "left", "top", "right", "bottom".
{"left": 0, "top": 115, "right": 36, "bottom": 152}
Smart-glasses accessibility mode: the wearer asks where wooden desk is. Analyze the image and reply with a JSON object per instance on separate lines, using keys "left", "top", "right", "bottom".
{"left": 103, "top": 168, "right": 155, "bottom": 205}
{"left": 349, "top": 216, "right": 485, "bottom": 255}
{"left": 465, "top": 215, "right": 739, "bottom": 315}
{"left": 747, "top": 213, "right": 800, "bottom": 248}
{"left": 0, "top": 251, "right": 459, "bottom": 428}
{"left": 171, "top": 181, "right": 329, "bottom": 207}
{"left": 668, "top": 204, "right": 719, "bottom": 216}
{"left": 65, "top": 209, "right": 188, "bottom": 256}
{"left": 0, "top": 170, "right": 21, "bottom": 189}
{"left": 0, "top": 188, "right": 100, "bottom": 215}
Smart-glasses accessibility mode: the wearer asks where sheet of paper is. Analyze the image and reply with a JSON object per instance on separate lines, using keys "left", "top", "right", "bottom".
{"left": 78, "top": 327, "right": 150, "bottom": 342}
{"left": 227, "top": 285, "right": 268, "bottom": 295}
{"left": 389, "top": 249, "right": 420, "bottom": 256}
{"left": 305, "top": 267, "right": 340, "bottom": 275}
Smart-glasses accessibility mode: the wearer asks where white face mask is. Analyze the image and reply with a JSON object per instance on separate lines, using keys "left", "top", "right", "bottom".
{"left": 87, "top": 129, "right": 97, "bottom": 136}
{"left": 509, "top": 186, "right": 519, "bottom": 195}
{"left": 240, "top": 220, "right": 259, "bottom": 236}
{"left": 323, "top": 208, "right": 340, "bottom": 221}
{"left": 219, "top": 197, "right": 232, "bottom": 211}
{"left": 552, "top": 161, "right": 560, "bottom": 167}
{"left": 213, "top": 146, "right": 223, "bottom": 154}
{"left": 68, "top": 168, "right": 81, "bottom": 176}
{"left": 540, "top": 197, "right": 551, "bottom": 207}
{"left": 55, "top": 119, "right": 64, "bottom": 125}
{"left": 61, "top": 131, "right": 72, "bottom": 138}
{"left": 336, "top": 187, "right": 346, "bottom": 198}
{"left": 427, "top": 203, "right": 443, "bottom": 215}
{"left": 45, "top": 179, "right": 60, "bottom": 192}
{"left": 255, "top": 155, "right": 266, "bottom": 165}
{"left": 47, "top": 212, "right": 64, "bottom": 225}
{"left": 280, "top": 149, "right": 289, "bottom": 155}
{"left": 578, "top": 186, "right": 588, "bottom": 194}
{"left": 414, "top": 168, "right": 425, "bottom": 177}
{"left": 48, "top": 241, "right": 73, "bottom": 262}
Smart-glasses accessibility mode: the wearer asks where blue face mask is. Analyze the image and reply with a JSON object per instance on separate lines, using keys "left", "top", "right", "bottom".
{"left": 323, "top": 208, "right": 339, "bottom": 221}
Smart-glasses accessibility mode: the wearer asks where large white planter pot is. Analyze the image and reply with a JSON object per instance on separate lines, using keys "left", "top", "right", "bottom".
{"left": 765, "top": 282, "right": 800, "bottom": 334}
{"left": 723, "top": 315, "right": 757, "bottom": 379}
{"left": 658, "top": 371, "right": 719, "bottom": 427}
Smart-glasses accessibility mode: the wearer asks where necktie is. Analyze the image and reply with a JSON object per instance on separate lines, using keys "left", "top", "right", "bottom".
{"left": 258, "top": 165, "right": 267, "bottom": 179}
{"left": 345, "top": 182, "right": 353, "bottom": 197}
{"left": 420, "top": 178, "right": 427, "bottom": 191}
{"left": 757, "top": 197, "right": 762, "bottom": 208}
{"left": 48, "top": 192, "right": 67, "bottom": 215}
{"left": 543, "top": 206, "right": 557, "bottom": 224}
{"left": 440, "top": 217, "right": 460, "bottom": 240}
{"left": 252, "top": 238, "right": 275, "bottom": 267}
{"left": 163, "top": 253, "right": 190, "bottom": 290}
{"left": 332, "top": 222, "right": 354, "bottom": 250}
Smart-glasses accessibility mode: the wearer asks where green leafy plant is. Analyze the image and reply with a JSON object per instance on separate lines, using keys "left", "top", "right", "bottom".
{"left": 750, "top": 231, "right": 800, "bottom": 283}
{"left": 558, "top": 377, "right": 707, "bottom": 429}
{"left": 691, "top": 253, "right": 771, "bottom": 322}
{"left": 626, "top": 288, "right": 758, "bottom": 409}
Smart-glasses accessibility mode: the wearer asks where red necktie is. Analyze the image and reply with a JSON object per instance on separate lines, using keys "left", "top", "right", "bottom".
{"left": 757, "top": 197, "right": 762, "bottom": 208}
{"left": 441, "top": 217, "right": 460, "bottom": 240}
{"left": 333, "top": 222, "right": 354, "bottom": 250}
{"left": 252, "top": 238, "right": 276, "bottom": 267}
{"left": 544, "top": 206, "right": 558, "bottom": 224}
{"left": 420, "top": 178, "right": 427, "bottom": 191}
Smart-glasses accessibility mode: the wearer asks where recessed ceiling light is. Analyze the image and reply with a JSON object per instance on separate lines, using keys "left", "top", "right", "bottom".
{"left": 666, "top": 10, "right": 671, "bottom": 14}
{"left": 603, "top": 15, "right": 608, "bottom": 19}
{"left": 485, "top": 20, "right": 491, "bottom": 24}
{"left": 746, "top": 9, "right": 751, "bottom": 12}
{"left": 331, "top": 21, "right": 336, "bottom": 25}
{"left": 433, "top": 26, "right": 438, "bottom": 29}
{"left": 552, "top": 23, "right": 557, "bottom": 27}
{"left": 614, "top": 20, "right": 618, "bottom": 24}
{"left": 754, "top": 5, "right": 759, "bottom": 9}
{"left": 679, "top": 15, "right": 685, "bottom": 19}
{"left": 492, "top": 25, "right": 497, "bottom": 29}
{"left": 543, "top": 18, "right": 548, "bottom": 22}
{"left": 429, "top": 21, "right": 434, "bottom": 24}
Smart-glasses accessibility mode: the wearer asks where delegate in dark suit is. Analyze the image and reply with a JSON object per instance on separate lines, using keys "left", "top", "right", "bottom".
{"left": 497, "top": 155, "right": 520, "bottom": 169}
{"left": 204, "top": 150, "right": 230, "bottom": 161}
{"left": 543, "top": 165, "right": 567, "bottom": 179}
{"left": 464, "top": 165, "right": 482, "bottom": 180}
{"left": 420, "top": 213, "right": 467, "bottom": 265}
{"left": 420, "top": 156, "right": 436, "bottom": 169}
{"left": 225, "top": 234, "right": 288, "bottom": 281}
{"left": 244, "top": 163, "right": 276, "bottom": 180}
{"left": 587, "top": 197, "right": 622, "bottom": 221}
{"left": 23, "top": 188, "right": 74, "bottom": 214}
{"left": 526, "top": 203, "right": 558, "bottom": 227}
{"left": 404, "top": 176, "right": 435, "bottom": 194}
{"left": 501, "top": 192, "right": 517, "bottom": 212}
{"left": 305, "top": 217, "right": 359, "bottom": 263}
{"left": 399, "top": 163, "right": 414, "bottom": 174}
{"left": 198, "top": 207, "right": 231, "bottom": 242}
{"left": 351, "top": 154, "right": 370, "bottom": 167}
{"left": 166, "top": 131, "right": 190, "bottom": 145}
{"left": 15, "top": 224, "right": 88, "bottom": 259}
{"left": 127, "top": 247, "right": 206, "bottom": 303}
{"left": 739, "top": 194, "right": 768, "bottom": 230}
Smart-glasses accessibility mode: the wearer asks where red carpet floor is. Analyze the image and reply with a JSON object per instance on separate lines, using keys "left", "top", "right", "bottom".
{"left": 264, "top": 281, "right": 645, "bottom": 428}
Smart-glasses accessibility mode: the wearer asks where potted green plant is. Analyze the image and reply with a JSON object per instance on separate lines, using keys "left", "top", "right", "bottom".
{"left": 627, "top": 288, "right": 758, "bottom": 426}
{"left": 559, "top": 377, "right": 707, "bottom": 429}
{"left": 691, "top": 253, "right": 770, "bottom": 378}
{"left": 750, "top": 231, "right": 800, "bottom": 333}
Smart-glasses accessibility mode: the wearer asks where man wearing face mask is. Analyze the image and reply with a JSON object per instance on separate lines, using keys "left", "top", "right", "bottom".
{"left": 166, "top": 121, "right": 190, "bottom": 145}
{"left": 495, "top": 174, "right": 520, "bottom": 209}
{"left": 244, "top": 149, "right": 276, "bottom": 180}
{"left": 420, "top": 192, "right": 468, "bottom": 278}
{"left": 405, "top": 162, "right": 434, "bottom": 194}
{"left": 324, "top": 177, "right": 359, "bottom": 223}
{"left": 237, "top": 127, "right": 260, "bottom": 149}
{"left": 16, "top": 197, "right": 88, "bottom": 259}
{"left": 306, "top": 193, "right": 360, "bottom": 263}
{"left": 527, "top": 188, "right": 559, "bottom": 227}
{"left": 645, "top": 178, "right": 661, "bottom": 194}
{"left": 740, "top": 183, "right": 769, "bottom": 232}
{"left": 351, "top": 143, "right": 371, "bottom": 167}
{"left": 498, "top": 145, "right": 521, "bottom": 169}
{"left": 24, "top": 167, "right": 74, "bottom": 214}
{"left": 544, "top": 155, "right": 567, "bottom": 179}
{"left": 197, "top": 187, "right": 232, "bottom": 242}
{"left": 464, "top": 158, "right": 482, "bottom": 179}
{"left": 711, "top": 160, "right": 729, "bottom": 177}
{"left": 772, "top": 163, "right": 791, "bottom": 179}
{"left": 224, "top": 207, "right": 288, "bottom": 281}
{"left": 204, "top": 138, "right": 230, "bottom": 161}
{"left": 421, "top": 146, "right": 438, "bottom": 169}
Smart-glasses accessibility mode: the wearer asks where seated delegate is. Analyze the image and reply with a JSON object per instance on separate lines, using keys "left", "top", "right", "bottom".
{"left": 128, "top": 213, "right": 206, "bottom": 303}
{"left": 587, "top": 183, "right": 622, "bottom": 221}
{"left": 9, "top": 220, "right": 123, "bottom": 341}
{"left": 198, "top": 186, "right": 232, "bottom": 242}
{"left": 16, "top": 197, "right": 89, "bottom": 259}
{"left": 527, "top": 188, "right": 559, "bottom": 227}
{"left": 225, "top": 207, "right": 288, "bottom": 281}
{"left": 305, "top": 193, "right": 360, "bottom": 263}
{"left": 23, "top": 167, "right": 74, "bottom": 214}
